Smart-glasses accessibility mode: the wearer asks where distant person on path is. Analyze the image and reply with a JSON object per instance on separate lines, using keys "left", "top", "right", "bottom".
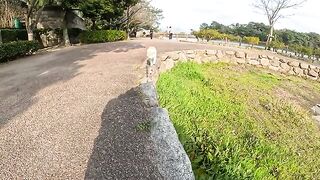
{"left": 150, "top": 29, "right": 153, "bottom": 39}
{"left": 168, "top": 26, "right": 173, "bottom": 40}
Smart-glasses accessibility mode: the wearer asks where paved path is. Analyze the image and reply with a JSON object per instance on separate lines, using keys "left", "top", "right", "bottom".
{"left": 0, "top": 39, "right": 219, "bottom": 179}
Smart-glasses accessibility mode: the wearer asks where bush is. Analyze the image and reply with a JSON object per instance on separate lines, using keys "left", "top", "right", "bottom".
{"left": 269, "top": 40, "right": 285, "bottom": 51}
{"left": 0, "top": 29, "right": 28, "bottom": 43}
{"left": 79, "top": 30, "right": 127, "bottom": 44}
{"left": 193, "top": 29, "right": 241, "bottom": 42}
{"left": 0, "top": 41, "right": 40, "bottom": 63}
{"left": 243, "top": 36, "right": 260, "bottom": 46}
{"left": 314, "top": 48, "right": 320, "bottom": 59}
{"left": 223, "top": 34, "right": 240, "bottom": 42}
{"left": 198, "top": 29, "right": 222, "bottom": 42}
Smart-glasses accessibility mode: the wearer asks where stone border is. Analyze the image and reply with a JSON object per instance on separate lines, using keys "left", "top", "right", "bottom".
{"left": 157, "top": 49, "right": 320, "bottom": 81}
{"left": 138, "top": 47, "right": 194, "bottom": 180}
{"left": 139, "top": 83, "right": 194, "bottom": 180}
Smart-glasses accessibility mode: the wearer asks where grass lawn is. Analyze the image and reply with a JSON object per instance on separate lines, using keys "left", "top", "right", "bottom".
{"left": 157, "top": 62, "right": 320, "bottom": 179}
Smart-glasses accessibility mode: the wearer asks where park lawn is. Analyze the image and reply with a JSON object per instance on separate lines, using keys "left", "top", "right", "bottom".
{"left": 157, "top": 62, "right": 320, "bottom": 179}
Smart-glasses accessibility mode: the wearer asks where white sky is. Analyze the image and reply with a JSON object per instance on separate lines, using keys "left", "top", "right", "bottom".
{"left": 151, "top": 0, "right": 320, "bottom": 34}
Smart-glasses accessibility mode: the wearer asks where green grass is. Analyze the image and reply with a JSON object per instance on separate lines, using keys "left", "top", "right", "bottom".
{"left": 157, "top": 62, "right": 320, "bottom": 179}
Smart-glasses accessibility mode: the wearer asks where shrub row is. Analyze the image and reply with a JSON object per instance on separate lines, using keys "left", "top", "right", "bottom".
{"left": 192, "top": 29, "right": 262, "bottom": 46}
{"left": 192, "top": 29, "right": 241, "bottom": 42}
{"left": 243, "top": 36, "right": 260, "bottom": 46}
{"left": 0, "top": 29, "right": 28, "bottom": 43}
{"left": 79, "top": 30, "right": 126, "bottom": 44}
{"left": 0, "top": 41, "right": 40, "bottom": 63}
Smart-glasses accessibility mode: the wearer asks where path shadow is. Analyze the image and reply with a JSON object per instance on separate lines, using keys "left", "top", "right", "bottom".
{"left": 0, "top": 41, "right": 145, "bottom": 127}
{"left": 85, "top": 87, "right": 162, "bottom": 180}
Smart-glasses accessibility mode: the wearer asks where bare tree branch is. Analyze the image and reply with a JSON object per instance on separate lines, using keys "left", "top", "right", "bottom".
{"left": 253, "top": 0, "right": 307, "bottom": 45}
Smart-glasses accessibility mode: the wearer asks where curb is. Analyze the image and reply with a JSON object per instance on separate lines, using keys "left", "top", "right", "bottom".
{"left": 138, "top": 47, "right": 195, "bottom": 179}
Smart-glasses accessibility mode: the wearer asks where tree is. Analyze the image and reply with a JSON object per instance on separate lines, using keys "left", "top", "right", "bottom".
{"left": 200, "top": 23, "right": 209, "bottom": 30}
{"left": 269, "top": 40, "right": 285, "bottom": 51}
{"left": 112, "top": 0, "right": 162, "bottom": 39}
{"left": 314, "top": 49, "right": 320, "bottom": 60}
{"left": 253, "top": 0, "right": 306, "bottom": 46}
{"left": 24, "top": 0, "right": 49, "bottom": 40}
{"left": 119, "top": 0, "right": 140, "bottom": 39}
{"left": 128, "top": 0, "right": 163, "bottom": 32}
{"left": 194, "top": 29, "right": 222, "bottom": 42}
{"left": 191, "top": 30, "right": 201, "bottom": 41}
{"left": 80, "top": 0, "right": 115, "bottom": 30}
{"left": 300, "top": 46, "right": 313, "bottom": 58}
{"left": 243, "top": 36, "right": 260, "bottom": 47}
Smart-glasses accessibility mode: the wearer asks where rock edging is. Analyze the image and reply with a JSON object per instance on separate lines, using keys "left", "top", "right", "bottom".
{"left": 139, "top": 83, "right": 194, "bottom": 180}
{"left": 158, "top": 49, "right": 320, "bottom": 81}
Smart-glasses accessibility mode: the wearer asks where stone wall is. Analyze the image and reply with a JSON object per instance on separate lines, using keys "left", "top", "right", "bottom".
{"left": 37, "top": 9, "right": 65, "bottom": 29}
{"left": 37, "top": 9, "right": 85, "bottom": 30}
{"left": 139, "top": 48, "right": 195, "bottom": 179}
{"left": 139, "top": 83, "right": 195, "bottom": 180}
{"left": 158, "top": 49, "right": 320, "bottom": 81}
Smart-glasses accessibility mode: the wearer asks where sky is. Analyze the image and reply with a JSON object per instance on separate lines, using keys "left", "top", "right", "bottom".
{"left": 151, "top": 0, "right": 320, "bottom": 34}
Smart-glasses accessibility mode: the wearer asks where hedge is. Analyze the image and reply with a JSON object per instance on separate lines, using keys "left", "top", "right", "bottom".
{"left": 79, "top": 30, "right": 126, "bottom": 44}
{"left": 0, "top": 29, "right": 28, "bottom": 43}
{"left": 0, "top": 41, "right": 40, "bottom": 63}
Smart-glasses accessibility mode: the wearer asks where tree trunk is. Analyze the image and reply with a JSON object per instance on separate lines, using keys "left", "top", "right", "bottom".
{"left": 126, "top": 7, "right": 130, "bottom": 40}
{"left": 92, "top": 20, "right": 96, "bottom": 30}
{"left": 267, "top": 26, "right": 274, "bottom": 47}
{"left": 26, "top": 19, "right": 34, "bottom": 41}
{"left": 63, "top": 12, "right": 70, "bottom": 46}
{"left": 0, "top": 30, "right": 2, "bottom": 44}
{"left": 25, "top": 4, "right": 44, "bottom": 41}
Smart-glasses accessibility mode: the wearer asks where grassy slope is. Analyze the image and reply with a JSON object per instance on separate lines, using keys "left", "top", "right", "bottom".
{"left": 157, "top": 62, "right": 320, "bottom": 179}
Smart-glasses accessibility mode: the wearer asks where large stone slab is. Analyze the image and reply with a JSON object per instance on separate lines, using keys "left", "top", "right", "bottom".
{"left": 160, "top": 55, "right": 169, "bottom": 61}
{"left": 267, "top": 55, "right": 274, "bottom": 60}
{"left": 259, "top": 55, "right": 267, "bottom": 59}
{"left": 178, "top": 52, "right": 187, "bottom": 61}
{"left": 186, "top": 50, "right": 194, "bottom": 54}
{"left": 249, "top": 60, "right": 260, "bottom": 66}
{"left": 270, "top": 60, "right": 280, "bottom": 67}
{"left": 206, "top": 50, "right": 217, "bottom": 56}
{"left": 269, "top": 66, "right": 280, "bottom": 71}
{"left": 140, "top": 83, "right": 195, "bottom": 180}
{"left": 279, "top": 59, "right": 289, "bottom": 63}
{"left": 225, "top": 51, "right": 235, "bottom": 56}
{"left": 300, "top": 63, "right": 309, "bottom": 69}
{"left": 150, "top": 107, "right": 195, "bottom": 180}
{"left": 165, "top": 58, "right": 175, "bottom": 70}
{"left": 260, "top": 58, "right": 270, "bottom": 66}
{"left": 187, "top": 53, "right": 196, "bottom": 59}
{"left": 216, "top": 50, "right": 224, "bottom": 59}
{"left": 280, "top": 63, "right": 291, "bottom": 71}
{"left": 235, "top": 51, "right": 246, "bottom": 59}
{"left": 308, "top": 69, "right": 319, "bottom": 77}
{"left": 170, "top": 52, "right": 180, "bottom": 61}
{"left": 288, "top": 61, "right": 300, "bottom": 67}
{"left": 293, "top": 67, "right": 304, "bottom": 76}
{"left": 246, "top": 54, "right": 259, "bottom": 60}
{"left": 309, "top": 65, "right": 317, "bottom": 70}
{"left": 236, "top": 58, "right": 246, "bottom": 64}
